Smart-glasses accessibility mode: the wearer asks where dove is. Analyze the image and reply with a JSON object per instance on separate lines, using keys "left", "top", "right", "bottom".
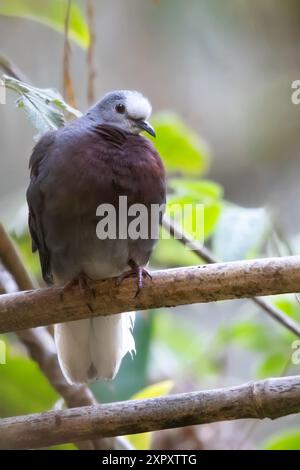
{"left": 26, "top": 90, "right": 166, "bottom": 384}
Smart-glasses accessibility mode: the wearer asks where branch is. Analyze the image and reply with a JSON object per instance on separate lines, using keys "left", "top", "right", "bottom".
{"left": 0, "top": 224, "right": 126, "bottom": 450}
{"left": 1, "top": 375, "right": 299, "bottom": 449}
{"left": 63, "top": 0, "right": 77, "bottom": 108}
{"left": 163, "top": 218, "right": 300, "bottom": 337}
{"left": 0, "top": 53, "right": 28, "bottom": 81}
{"left": 0, "top": 255, "right": 300, "bottom": 335}
{"left": 86, "top": 0, "right": 97, "bottom": 105}
{"left": 0, "top": 224, "right": 38, "bottom": 291}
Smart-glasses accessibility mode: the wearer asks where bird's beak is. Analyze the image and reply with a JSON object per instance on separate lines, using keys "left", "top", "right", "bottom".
{"left": 138, "top": 120, "right": 156, "bottom": 138}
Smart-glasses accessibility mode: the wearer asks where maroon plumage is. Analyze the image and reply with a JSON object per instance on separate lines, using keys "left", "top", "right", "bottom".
{"left": 26, "top": 91, "right": 166, "bottom": 384}
{"left": 27, "top": 122, "right": 165, "bottom": 285}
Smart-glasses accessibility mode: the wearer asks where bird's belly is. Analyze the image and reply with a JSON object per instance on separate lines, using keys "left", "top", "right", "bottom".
{"left": 44, "top": 197, "right": 158, "bottom": 285}
{"left": 81, "top": 238, "right": 130, "bottom": 280}
{"left": 49, "top": 224, "right": 130, "bottom": 285}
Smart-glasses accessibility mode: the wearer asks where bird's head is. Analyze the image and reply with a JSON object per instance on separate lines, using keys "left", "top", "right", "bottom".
{"left": 87, "top": 90, "right": 156, "bottom": 137}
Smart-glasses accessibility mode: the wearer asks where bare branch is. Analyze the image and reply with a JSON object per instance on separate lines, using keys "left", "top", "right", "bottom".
{"left": 163, "top": 218, "right": 300, "bottom": 337}
{"left": 1, "top": 375, "right": 299, "bottom": 449}
{"left": 0, "top": 255, "right": 300, "bottom": 335}
{"left": 63, "top": 0, "right": 77, "bottom": 108}
{"left": 0, "top": 224, "right": 38, "bottom": 290}
{"left": 86, "top": 0, "right": 97, "bottom": 105}
{"left": 162, "top": 217, "right": 218, "bottom": 264}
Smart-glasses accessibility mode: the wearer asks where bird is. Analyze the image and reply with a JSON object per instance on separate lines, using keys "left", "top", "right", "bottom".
{"left": 26, "top": 90, "right": 166, "bottom": 384}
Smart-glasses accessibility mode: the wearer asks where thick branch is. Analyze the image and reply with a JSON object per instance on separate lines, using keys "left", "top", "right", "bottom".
{"left": 1, "top": 375, "right": 299, "bottom": 449}
{"left": 0, "top": 256, "right": 300, "bottom": 334}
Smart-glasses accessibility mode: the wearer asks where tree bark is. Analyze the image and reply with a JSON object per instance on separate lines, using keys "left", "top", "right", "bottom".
{"left": 0, "top": 376, "right": 299, "bottom": 450}
{"left": 0, "top": 256, "right": 300, "bottom": 335}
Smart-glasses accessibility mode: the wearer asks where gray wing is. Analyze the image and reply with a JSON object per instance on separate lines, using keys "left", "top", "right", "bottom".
{"left": 26, "top": 131, "right": 56, "bottom": 285}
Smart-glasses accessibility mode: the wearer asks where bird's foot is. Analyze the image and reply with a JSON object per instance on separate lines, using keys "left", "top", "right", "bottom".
{"left": 116, "top": 260, "right": 152, "bottom": 297}
{"left": 60, "top": 273, "right": 96, "bottom": 313}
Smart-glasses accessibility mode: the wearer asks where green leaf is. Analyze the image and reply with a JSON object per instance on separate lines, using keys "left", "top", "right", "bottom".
{"left": 169, "top": 179, "right": 223, "bottom": 201}
{"left": 213, "top": 205, "right": 271, "bottom": 261}
{"left": 263, "top": 429, "right": 300, "bottom": 450}
{"left": 152, "top": 179, "right": 223, "bottom": 267}
{"left": 151, "top": 236, "right": 202, "bottom": 268}
{"left": 167, "top": 196, "right": 222, "bottom": 241}
{"left": 167, "top": 179, "right": 223, "bottom": 240}
{"left": 272, "top": 295, "right": 300, "bottom": 322}
{"left": 256, "top": 352, "right": 287, "bottom": 379}
{"left": 0, "top": 0, "right": 90, "bottom": 48}
{"left": 151, "top": 114, "right": 210, "bottom": 175}
{"left": 131, "top": 380, "right": 174, "bottom": 400}
{"left": 49, "top": 443, "right": 77, "bottom": 450}
{"left": 0, "top": 340, "right": 58, "bottom": 417}
{"left": 130, "top": 380, "right": 174, "bottom": 401}
{"left": 126, "top": 380, "right": 173, "bottom": 450}
{"left": 4, "top": 76, "right": 82, "bottom": 135}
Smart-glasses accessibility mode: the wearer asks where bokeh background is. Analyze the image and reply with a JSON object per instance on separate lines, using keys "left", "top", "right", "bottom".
{"left": 1, "top": 0, "right": 300, "bottom": 450}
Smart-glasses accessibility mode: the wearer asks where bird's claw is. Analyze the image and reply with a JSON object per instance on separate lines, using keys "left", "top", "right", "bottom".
{"left": 60, "top": 273, "right": 96, "bottom": 313}
{"left": 116, "top": 263, "right": 152, "bottom": 297}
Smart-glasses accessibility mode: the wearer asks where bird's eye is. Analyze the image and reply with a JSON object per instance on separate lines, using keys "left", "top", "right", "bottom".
{"left": 115, "top": 103, "right": 126, "bottom": 114}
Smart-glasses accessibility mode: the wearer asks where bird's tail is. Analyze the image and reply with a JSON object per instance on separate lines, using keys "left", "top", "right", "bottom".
{"left": 54, "top": 313, "right": 135, "bottom": 384}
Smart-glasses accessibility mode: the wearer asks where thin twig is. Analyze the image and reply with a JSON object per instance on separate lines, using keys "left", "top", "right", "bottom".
{"left": 0, "top": 224, "right": 37, "bottom": 291}
{"left": 1, "top": 375, "right": 299, "bottom": 449}
{"left": 0, "top": 54, "right": 28, "bottom": 81}
{"left": 86, "top": 0, "right": 97, "bottom": 105}
{"left": 63, "top": 0, "right": 77, "bottom": 108}
{"left": 1, "top": 255, "right": 300, "bottom": 335}
{"left": 163, "top": 217, "right": 300, "bottom": 337}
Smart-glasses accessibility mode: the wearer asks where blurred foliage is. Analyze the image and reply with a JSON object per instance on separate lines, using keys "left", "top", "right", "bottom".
{"left": 1, "top": 74, "right": 299, "bottom": 451}
{"left": 153, "top": 311, "right": 221, "bottom": 379}
{"left": 152, "top": 179, "right": 223, "bottom": 267}
{"left": 216, "top": 294, "right": 300, "bottom": 379}
{"left": 168, "top": 179, "right": 223, "bottom": 239}
{"left": 0, "top": 0, "right": 90, "bottom": 48}
{"left": 11, "top": 231, "right": 41, "bottom": 278}
{"left": 0, "top": 340, "right": 58, "bottom": 418}
{"left": 150, "top": 114, "right": 210, "bottom": 176}
{"left": 212, "top": 205, "right": 271, "bottom": 262}
{"left": 263, "top": 429, "right": 300, "bottom": 450}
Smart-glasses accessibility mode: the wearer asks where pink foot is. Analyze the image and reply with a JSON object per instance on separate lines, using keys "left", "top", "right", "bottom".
{"left": 116, "top": 260, "right": 152, "bottom": 297}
